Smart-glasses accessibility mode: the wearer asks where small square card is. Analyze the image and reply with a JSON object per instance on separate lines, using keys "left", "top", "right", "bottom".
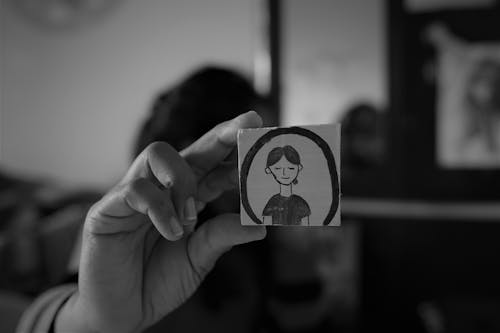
{"left": 238, "top": 124, "right": 341, "bottom": 226}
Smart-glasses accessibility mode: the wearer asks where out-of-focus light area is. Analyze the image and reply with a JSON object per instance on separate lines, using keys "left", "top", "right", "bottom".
{"left": 281, "top": 0, "right": 386, "bottom": 126}
{"left": 1, "top": 0, "right": 256, "bottom": 188}
{"left": 0, "top": 0, "right": 388, "bottom": 188}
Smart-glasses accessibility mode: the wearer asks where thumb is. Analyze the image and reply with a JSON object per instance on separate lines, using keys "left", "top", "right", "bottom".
{"left": 187, "top": 214, "right": 266, "bottom": 280}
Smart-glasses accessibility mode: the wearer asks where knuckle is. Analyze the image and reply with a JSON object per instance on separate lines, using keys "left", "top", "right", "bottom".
{"left": 86, "top": 201, "right": 100, "bottom": 219}
{"left": 83, "top": 200, "right": 114, "bottom": 236}
{"left": 84, "top": 202, "right": 101, "bottom": 232}
{"left": 86, "top": 200, "right": 106, "bottom": 221}
{"left": 214, "top": 125, "right": 234, "bottom": 149}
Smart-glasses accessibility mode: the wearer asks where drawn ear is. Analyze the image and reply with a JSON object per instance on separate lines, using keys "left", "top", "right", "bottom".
{"left": 265, "top": 167, "right": 271, "bottom": 174}
{"left": 298, "top": 164, "right": 303, "bottom": 171}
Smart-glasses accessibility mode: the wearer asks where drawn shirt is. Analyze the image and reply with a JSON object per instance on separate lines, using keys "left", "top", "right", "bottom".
{"left": 262, "top": 194, "right": 311, "bottom": 225}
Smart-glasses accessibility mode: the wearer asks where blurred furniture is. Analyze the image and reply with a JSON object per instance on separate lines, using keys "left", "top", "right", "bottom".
{"left": 0, "top": 171, "right": 100, "bottom": 331}
{"left": 343, "top": 198, "right": 500, "bottom": 221}
{"left": 348, "top": 209, "right": 500, "bottom": 333}
{"left": 0, "top": 291, "right": 31, "bottom": 333}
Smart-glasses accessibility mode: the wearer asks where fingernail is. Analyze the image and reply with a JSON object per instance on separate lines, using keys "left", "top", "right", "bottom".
{"left": 184, "top": 197, "right": 197, "bottom": 221}
{"left": 171, "top": 216, "right": 184, "bottom": 237}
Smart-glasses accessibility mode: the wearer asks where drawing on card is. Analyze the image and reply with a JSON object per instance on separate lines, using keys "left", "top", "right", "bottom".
{"left": 238, "top": 125, "right": 341, "bottom": 227}
{"left": 263, "top": 145, "right": 311, "bottom": 225}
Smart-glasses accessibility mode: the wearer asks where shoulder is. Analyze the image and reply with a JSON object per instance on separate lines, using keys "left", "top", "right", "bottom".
{"left": 291, "top": 195, "right": 309, "bottom": 206}
{"left": 290, "top": 195, "right": 311, "bottom": 213}
{"left": 263, "top": 194, "right": 282, "bottom": 214}
{"left": 267, "top": 194, "right": 282, "bottom": 205}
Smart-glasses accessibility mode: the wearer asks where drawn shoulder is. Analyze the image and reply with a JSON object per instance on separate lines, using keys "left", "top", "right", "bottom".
{"left": 291, "top": 195, "right": 311, "bottom": 216}
{"left": 262, "top": 194, "right": 281, "bottom": 215}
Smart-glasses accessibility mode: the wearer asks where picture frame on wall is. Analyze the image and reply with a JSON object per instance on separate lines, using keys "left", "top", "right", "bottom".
{"left": 387, "top": 0, "right": 500, "bottom": 200}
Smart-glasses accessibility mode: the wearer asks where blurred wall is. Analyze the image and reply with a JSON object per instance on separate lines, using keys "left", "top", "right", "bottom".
{"left": 282, "top": 0, "right": 386, "bottom": 126}
{"left": 0, "top": 0, "right": 256, "bottom": 188}
{"left": 1, "top": 0, "right": 386, "bottom": 188}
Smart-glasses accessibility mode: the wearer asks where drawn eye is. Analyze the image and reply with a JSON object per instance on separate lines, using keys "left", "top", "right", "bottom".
{"left": 287, "top": 167, "right": 296, "bottom": 171}
{"left": 274, "top": 167, "right": 282, "bottom": 171}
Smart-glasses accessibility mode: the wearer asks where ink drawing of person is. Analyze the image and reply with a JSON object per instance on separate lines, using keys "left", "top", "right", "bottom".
{"left": 262, "top": 145, "right": 311, "bottom": 225}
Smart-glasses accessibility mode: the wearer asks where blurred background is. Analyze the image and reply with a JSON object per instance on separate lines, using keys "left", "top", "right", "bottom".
{"left": 1, "top": 0, "right": 500, "bottom": 332}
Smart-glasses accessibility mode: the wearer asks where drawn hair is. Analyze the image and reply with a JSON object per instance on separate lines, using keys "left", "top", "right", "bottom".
{"left": 266, "top": 145, "right": 301, "bottom": 184}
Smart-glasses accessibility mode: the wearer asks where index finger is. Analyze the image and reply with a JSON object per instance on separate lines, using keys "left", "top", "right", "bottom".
{"left": 181, "top": 110, "right": 262, "bottom": 180}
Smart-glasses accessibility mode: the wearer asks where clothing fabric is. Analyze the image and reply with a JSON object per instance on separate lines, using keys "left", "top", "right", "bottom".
{"left": 262, "top": 194, "right": 311, "bottom": 225}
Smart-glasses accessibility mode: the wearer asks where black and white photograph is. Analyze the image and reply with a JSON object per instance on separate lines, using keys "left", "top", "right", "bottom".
{"left": 1, "top": 1, "right": 500, "bottom": 333}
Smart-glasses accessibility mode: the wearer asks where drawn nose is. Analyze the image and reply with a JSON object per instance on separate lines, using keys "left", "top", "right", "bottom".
{"left": 282, "top": 168, "right": 286, "bottom": 176}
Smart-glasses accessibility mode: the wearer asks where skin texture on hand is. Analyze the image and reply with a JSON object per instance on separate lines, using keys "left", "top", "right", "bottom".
{"left": 55, "top": 111, "right": 266, "bottom": 333}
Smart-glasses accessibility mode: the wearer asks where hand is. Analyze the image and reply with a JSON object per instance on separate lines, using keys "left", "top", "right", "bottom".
{"left": 56, "top": 111, "right": 266, "bottom": 333}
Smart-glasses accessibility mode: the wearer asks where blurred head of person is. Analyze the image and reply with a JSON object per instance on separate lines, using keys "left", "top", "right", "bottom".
{"left": 134, "top": 66, "right": 271, "bottom": 217}
{"left": 134, "top": 66, "right": 270, "bottom": 155}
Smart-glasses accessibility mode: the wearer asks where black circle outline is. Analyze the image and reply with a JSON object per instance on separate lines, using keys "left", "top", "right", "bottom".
{"left": 240, "top": 127, "right": 339, "bottom": 226}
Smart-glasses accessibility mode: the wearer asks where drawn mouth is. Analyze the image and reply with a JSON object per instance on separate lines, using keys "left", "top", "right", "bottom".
{"left": 281, "top": 177, "right": 290, "bottom": 179}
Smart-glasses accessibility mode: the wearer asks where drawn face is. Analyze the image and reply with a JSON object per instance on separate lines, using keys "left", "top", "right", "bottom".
{"left": 266, "top": 156, "right": 302, "bottom": 185}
